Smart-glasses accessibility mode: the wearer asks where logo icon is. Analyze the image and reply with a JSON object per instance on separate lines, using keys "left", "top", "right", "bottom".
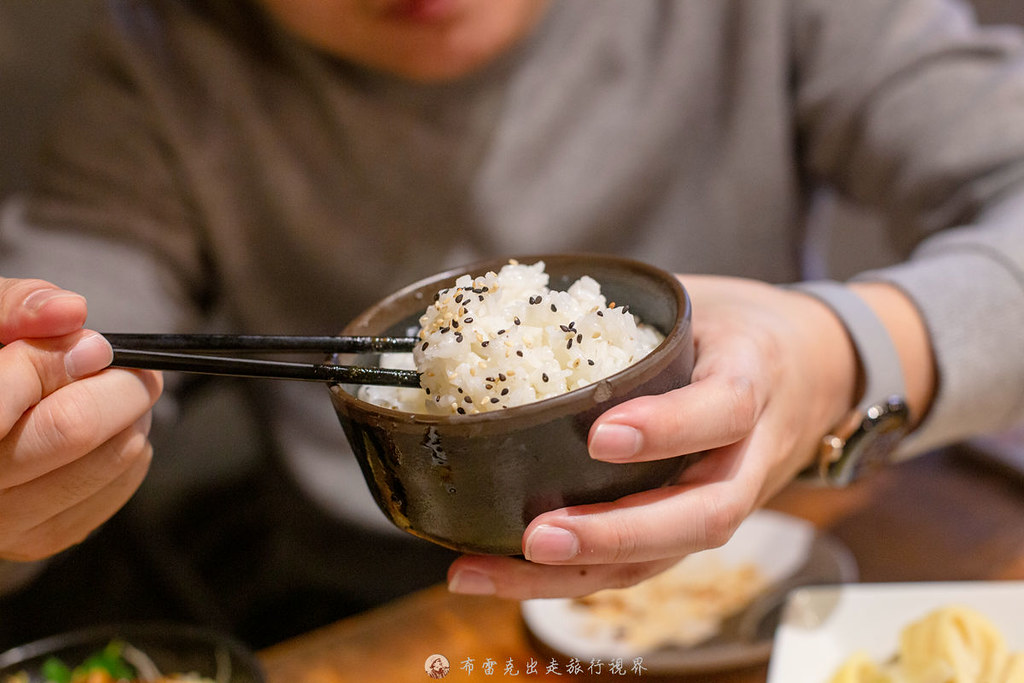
{"left": 425, "top": 654, "right": 450, "bottom": 679}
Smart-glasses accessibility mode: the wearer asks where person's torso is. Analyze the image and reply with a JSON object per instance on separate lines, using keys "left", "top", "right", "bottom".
{"left": 137, "top": 0, "right": 807, "bottom": 335}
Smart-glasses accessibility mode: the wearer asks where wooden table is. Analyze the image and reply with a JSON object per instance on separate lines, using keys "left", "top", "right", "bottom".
{"left": 258, "top": 447, "right": 1024, "bottom": 682}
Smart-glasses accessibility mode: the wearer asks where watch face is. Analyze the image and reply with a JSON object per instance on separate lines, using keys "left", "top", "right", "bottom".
{"left": 833, "top": 396, "right": 910, "bottom": 486}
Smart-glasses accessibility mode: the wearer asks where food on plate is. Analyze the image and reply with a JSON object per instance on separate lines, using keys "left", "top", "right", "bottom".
{"left": 829, "top": 605, "right": 1024, "bottom": 683}
{"left": 359, "top": 259, "right": 664, "bottom": 415}
{"left": 569, "top": 554, "right": 768, "bottom": 652}
{"left": 3, "top": 639, "right": 226, "bottom": 683}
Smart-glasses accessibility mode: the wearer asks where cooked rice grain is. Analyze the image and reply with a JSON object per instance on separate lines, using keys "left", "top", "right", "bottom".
{"left": 359, "top": 260, "right": 663, "bottom": 415}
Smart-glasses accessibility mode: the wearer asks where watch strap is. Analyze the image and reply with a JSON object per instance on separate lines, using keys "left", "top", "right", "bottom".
{"left": 790, "top": 280, "right": 906, "bottom": 410}
{"left": 788, "top": 280, "right": 907, "bottom": 484}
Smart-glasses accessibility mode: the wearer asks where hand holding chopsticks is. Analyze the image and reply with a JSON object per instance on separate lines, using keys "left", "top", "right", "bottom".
{"left": 104, "top": 333, "right": 422, "bottom": 387}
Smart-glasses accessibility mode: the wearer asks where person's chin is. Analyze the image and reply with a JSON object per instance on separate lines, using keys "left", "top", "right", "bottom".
{"left": 371, "top": 61, "right": 480, "bottom": 83}
{"left": 368, "top": 36, "right": 506, "bottom": 83}
{"left": 376, "top": 0, "right": 465, "bottom": 25}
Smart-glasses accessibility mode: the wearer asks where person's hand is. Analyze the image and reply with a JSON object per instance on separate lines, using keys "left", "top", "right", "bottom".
{"left": 446, "top": 274, "right": 865, "bottom": 598}
{"left": 0, "top": 278, "right": 162, "bottom": 562}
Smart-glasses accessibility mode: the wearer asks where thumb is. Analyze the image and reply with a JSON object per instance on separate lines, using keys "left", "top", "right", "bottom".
{"left": 0, "top": 278, "right": 89, "bottom": 343}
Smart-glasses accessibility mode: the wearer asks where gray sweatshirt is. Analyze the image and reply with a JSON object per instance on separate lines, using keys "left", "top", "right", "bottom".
{"left": 4, "top": 0, "right": 1024, "bottom": 534}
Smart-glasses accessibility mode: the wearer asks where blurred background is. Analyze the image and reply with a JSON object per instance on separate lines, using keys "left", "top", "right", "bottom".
{"left": 0, "top": 0, "right": 1021, "bottom": 653}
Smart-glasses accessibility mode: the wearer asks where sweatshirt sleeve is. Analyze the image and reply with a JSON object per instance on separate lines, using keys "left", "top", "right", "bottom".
{"left": 792, "top": 0, "right": 1024, "bottom": 455}
{"left": 0, "top": 8, "right": 211, "bottom": 596}
{"left": 19, "top": 5, "right": 217, "bottom": 311}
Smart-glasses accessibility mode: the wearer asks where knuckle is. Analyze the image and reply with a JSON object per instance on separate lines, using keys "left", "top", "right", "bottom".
{"left": 119, "top": 432, "right": 154, "bottom": 473}
{"left": 0, "top": 278, "right": 52, "bottom": 305}
{"left": 61, "top": 434, "right": 153, "bottom": 508}
{"left": 124, "top": 369, "right": 165, "bottom": 406}
{"left": 722, "top": 374, "right": 759, "bottom": 440}
{"left": 0, "top": 340, "right": 65, "bottom": 421}
{"left": 31, "top": 395, "right": 96, "bottom": 455}
{"left": 146, "top": 372, "right": 165, "bottom": 404}
{"left": 600, "top": 524, "right": 645, "bottom": 565}
{"left": 700, "top": 496, "right": 747, "bottom": 550}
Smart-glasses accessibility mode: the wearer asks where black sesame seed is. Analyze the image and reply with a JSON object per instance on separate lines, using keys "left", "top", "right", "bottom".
{"left": 464, "top": 317, "right": 474, "bottom": 324}
{"left": 550, "top": 304, "right": 557, "bottom": 312}
{"left": 421, "top": 341, "right": 428, "bottom": 351}
{"left": 567, "top": 339, "right": 573, "bottom": 349}
{"left": 486, "top": 377, "right": 495, "bottom": 382}
{"left": 485, "top": 384, "right": 493, "bottom": 390}
{"left": 559, "top": 324, "right": 571, "bottom": 333}
{"left": 587, "top": 359, "right": 595, "bottom": 366}
{"left": 425, "top": 387, "right": 431, "bottom": 394}
{"left": 481, "top": 340, "right": 490, "bottom": 347}
{"left": 577, "top": 333, "right": 583, "bottom": 344}
{"left": 490, "top": 397, "right": 500, "bottom": 404}
{"left": 514, "top": 316, "right": 521, "bottom": 325}
{"left": 452, "top": 319, "right": 459, "bottom": 328}
{"left": 455, "top": 333, "right": 464, "bottom": 342}
{"left": 457, "top": 387, "right": 463, "bottom": 393}
{"left": 542, "top": 373, "right": 549, "bottom": 382}
{"left": 498, "top": 373, "right": 507, "bottom": 381}
{"left": 457, "top": 407, "right": 466, "bottom": 414}
{"left": 501, "top": 388, "right": 509, "bottom": 396}
{"left": 464, "top": 396, "right": 473, "bottom": 403}
{"left": 440, "top": 326, "right": 450, "bottom": 334}
{"left": 478, "top": 295, "right": 484, "bottom": 301}
{"left": 516, "top": 350, "right": 524, "bottom": 357}
{"left": 455, "top": 293, "right": 463, "bottom": 303}
{"left": 597, "top": 311, "right": 604, "bottom": 317}
{"left": 497, "top": 329, "right": 506, "bottom": 335}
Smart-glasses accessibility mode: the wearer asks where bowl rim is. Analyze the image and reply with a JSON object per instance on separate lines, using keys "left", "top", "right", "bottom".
{"left": 331, "top": 252, "right": 692, "bottom": 425}
{"left": 0, "top": 621, "right": 266, "bottom": 681}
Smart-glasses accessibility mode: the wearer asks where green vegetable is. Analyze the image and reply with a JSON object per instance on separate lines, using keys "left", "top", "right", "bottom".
{"left": 71, "top": 641, "right": 135, "bottom": 680}
{"left": 39, "top": 657, "right": 71, "bottom": 683}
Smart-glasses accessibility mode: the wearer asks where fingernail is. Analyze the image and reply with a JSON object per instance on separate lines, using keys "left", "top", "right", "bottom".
{"left": 65, "top": 333, "right": 113, "bottom": 378}
{"left": 525, "top": 525, "right": 579, "bottom": 563}
{"left": 589, "top": 423, "right": 642, "bottom": 461}
{"left": 448, "top": 569, "right": 495, "bottom": 596}
{"left": 24, "top": 289, "right": 85, "bottom": 313}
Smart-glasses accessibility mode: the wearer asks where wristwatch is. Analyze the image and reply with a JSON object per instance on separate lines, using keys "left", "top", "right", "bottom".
{"left": 789, "top": 280, "right": 911, "bottom": 487}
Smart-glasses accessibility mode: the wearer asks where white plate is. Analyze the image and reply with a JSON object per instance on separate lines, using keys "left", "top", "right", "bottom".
{"left": 767, "top": 581, "right": 1024, "bottom": 683}
{"left": 521, "top": 509, "right": 857, "bottom": 674}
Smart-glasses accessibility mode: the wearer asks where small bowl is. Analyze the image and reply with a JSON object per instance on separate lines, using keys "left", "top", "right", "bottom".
{"left": 0, "top": 622, "right": 266, "bottom": 682}
{"left": 329, "top": 253, "right": 696, "bottom": 555}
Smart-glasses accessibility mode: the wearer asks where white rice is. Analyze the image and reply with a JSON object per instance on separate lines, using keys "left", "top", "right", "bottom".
{"left": 359, "top": 260, "right": 663, "bottom": 415}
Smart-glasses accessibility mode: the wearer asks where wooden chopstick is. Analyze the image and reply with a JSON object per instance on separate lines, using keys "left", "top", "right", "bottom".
{"left": 102, "top": 333, "right": 419, "bottom": 354}
{"left": 110, "top": 349, "right": 422, "bottom": 386}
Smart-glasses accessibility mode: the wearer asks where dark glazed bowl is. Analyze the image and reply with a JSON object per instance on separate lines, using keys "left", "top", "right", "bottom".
{"left": 329, "top": 253, "right": 695, "bottom": 555}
